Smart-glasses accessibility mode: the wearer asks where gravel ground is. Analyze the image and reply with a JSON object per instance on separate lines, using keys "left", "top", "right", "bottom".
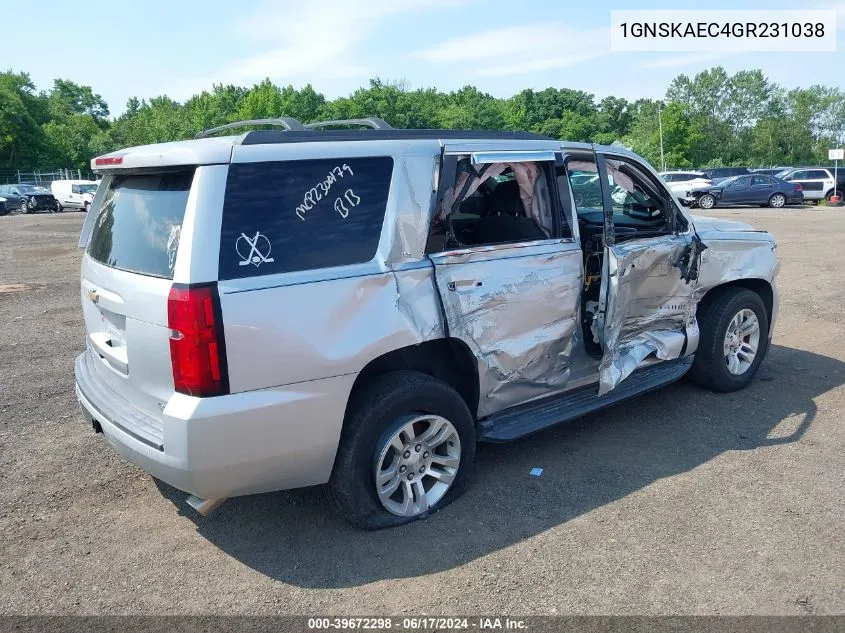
{"left": 0, "top": 207, "right": 843, "bottom": 615}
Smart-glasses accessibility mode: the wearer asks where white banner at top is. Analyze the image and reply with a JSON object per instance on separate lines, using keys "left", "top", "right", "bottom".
{"left": 611, "top": 10, "right": 836, "bottom": 52}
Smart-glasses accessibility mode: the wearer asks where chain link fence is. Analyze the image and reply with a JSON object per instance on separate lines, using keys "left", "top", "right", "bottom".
{"left": 0, "top": 168, "right": 95, "bottom": 185}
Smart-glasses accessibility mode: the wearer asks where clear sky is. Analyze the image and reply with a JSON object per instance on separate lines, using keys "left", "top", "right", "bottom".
{"left": 3, "top": 0, "right": 844, "bottom": 115}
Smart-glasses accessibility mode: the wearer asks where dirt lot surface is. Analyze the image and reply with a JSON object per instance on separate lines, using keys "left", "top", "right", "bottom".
{"left": 1, "top": 207, "right": 843, "bottom": 615}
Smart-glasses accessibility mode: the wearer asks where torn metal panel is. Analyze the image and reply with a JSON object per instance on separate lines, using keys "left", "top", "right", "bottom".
{"left": 430, "top": 243, "right": 583, "bottom": 418}
{"left": 599, "top": 236, "right": 698, "bottom": 395}
{"left": 392, "top": 265, "right": 446, "bottom": 343}
{"left": 384, "top": 155, "right": 439, "bottom": 264}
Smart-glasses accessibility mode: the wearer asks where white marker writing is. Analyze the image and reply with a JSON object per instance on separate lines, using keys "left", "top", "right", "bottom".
{"left": 296, "top": 164, "right": 354, "bottom": 220}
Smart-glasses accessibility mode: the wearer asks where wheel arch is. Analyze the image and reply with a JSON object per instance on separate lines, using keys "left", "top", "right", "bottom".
{"left": 345, "top": 338, "right": 480, "bottom": 422}
{"left": 697, "top": 278, "right": 774, "bottom": 326}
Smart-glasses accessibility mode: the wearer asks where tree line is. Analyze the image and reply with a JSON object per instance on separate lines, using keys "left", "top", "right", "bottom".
{"left": 1, "top": 66, "right": 843, "bottom": 175}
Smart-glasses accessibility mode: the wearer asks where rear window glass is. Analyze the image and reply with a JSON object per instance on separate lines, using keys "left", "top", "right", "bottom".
{"left": 86, "top": 171, "right": 193, "bottom": 279}
{"left": 219, "top": 156, "right": 393, "bottom": 279}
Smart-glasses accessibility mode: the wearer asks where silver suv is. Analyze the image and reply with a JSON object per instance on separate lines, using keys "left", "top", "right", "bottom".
{"left": 75, "top": 117, "right": 779, "bottom": 529}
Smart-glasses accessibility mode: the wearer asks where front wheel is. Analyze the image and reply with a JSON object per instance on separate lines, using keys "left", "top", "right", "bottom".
{"left": 326, "top": 371, "right": 475, "bottom": 530}
{"left": 769, "top": 193, "right": 786, "bottom": 208}
{"left": 826, "top": 189, "right": 843, "bottom": 203}
{"left": 698, "top": 193, "right": 716, "bottom": 210}
{"left": 691, "top": 288, "right": 769, "bottom": 392}
{"left": 83, "top": 201, "right": 90, "bottom": 213}
{"left": 18, "top": 201, "right": 27, "bottom": 214}
{"left": 55, "top": 202, "right": 63, "bottom": 213}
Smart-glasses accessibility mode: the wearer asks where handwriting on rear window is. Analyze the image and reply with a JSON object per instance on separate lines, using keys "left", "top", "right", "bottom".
{"left": 334, "top": 189, "right": 361, "bottom": 218}
{"left": 295, "top": 164, "right": 354, "bottom": 220}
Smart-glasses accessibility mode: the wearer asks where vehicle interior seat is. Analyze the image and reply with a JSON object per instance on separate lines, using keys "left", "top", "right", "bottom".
{"left": 475, "top": 179, "right": 547, "bottom": 244}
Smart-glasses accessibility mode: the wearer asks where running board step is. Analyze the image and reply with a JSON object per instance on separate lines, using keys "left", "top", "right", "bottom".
{"left": 478, "top": 358, "right": 693, "bottom": 442}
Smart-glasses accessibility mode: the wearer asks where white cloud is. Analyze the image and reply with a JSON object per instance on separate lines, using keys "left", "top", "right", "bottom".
{"left": 168, "top": 0, "right": 475, "bottom": 98}
{"left": 412, "top": 23, "right": 610, "bottom": 77}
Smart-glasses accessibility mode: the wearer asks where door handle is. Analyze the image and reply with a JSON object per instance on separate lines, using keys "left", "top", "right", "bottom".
{"left": 447, "top": 280, "right": 483, "bottom": 291}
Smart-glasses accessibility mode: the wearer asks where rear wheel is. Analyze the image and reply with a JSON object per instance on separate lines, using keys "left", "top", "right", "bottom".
{"left": 826, "top": 189, "right": 843, "bottom": 203}
{"left": 769, "top": 193, "right": 786, "bottom": 208}
{"left": 326, "top": 371, "right": 475, "bottom": 530}
{"left": 83, "top": 201, "right": 90, "bottom": 213}
{"left": 691, "top": 288, "right": 769, "bottom": 392}
{"left": 698, "top": 194, "right": 716, "bottom": 210}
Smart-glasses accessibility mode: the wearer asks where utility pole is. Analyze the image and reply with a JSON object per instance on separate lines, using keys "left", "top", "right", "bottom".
{"left": 657, "top": 101, "right": 666, "bottom": 172}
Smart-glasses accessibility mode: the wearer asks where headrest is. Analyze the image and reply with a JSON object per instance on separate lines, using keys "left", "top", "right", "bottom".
{"left": 489, "top": 179, "right": 524, "bottom": 216}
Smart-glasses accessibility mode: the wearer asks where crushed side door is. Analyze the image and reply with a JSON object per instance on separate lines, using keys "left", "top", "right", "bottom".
{"left": 595, "top": 152, "right": 705, "bottom": 395}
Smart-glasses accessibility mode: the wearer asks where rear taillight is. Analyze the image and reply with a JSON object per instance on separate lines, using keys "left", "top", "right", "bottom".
{"left": 794, "top": 184, "right": 802, "bottom": 192}
{"left": 95, "top": 156, "right": 123, "bottom": 166}
{"left": 704, "top": 179, "right": 712, "bottom": 184}
{"left": 167, "top": 284, "right": 228, "bottom": 397}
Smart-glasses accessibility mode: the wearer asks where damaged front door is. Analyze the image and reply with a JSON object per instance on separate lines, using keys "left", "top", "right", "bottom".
{"left": 427, "top": 149, "right": 582, "bottom": 418}
{"left": 595, "top": 153, "right": 702, "bottom": 395}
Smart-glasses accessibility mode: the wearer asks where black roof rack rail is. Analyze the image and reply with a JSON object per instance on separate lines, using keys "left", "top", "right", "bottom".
{"left": 303, "top": 117, "right": 393, "bottom": 130}
{"left": 241, "top": 129, "right": 555, "bottom": 146}
{"left": 195, "top": 117, "right": 306, "bottom": 139}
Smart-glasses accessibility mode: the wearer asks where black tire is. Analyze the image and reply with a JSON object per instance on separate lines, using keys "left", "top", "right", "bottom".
{"left": 690, "top": 287, "right": 769, "bottom": 392}
{"left": 56, "top": 202, "right": 63, "bottom": 213}
{"left": 768, "top": 193, "right": 786, "bottom": 208}
{"left": 326, "top": 371, "right": 476, "bottom": 530}
{"left": 826, "top": 189, "right": 843, "bottom": 203}
{"left": 18, "top": 201, "right": 27, "bottom": 215}
{"left": 698, "top": 193, "right": 716, "bottom": 210}
{"left": 83, "top": 201, "right": 90, "bottom": 213}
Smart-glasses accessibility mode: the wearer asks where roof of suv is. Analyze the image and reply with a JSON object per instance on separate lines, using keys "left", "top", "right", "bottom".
{"left": 91, "top": 117, "right": 643, "bottom": 172}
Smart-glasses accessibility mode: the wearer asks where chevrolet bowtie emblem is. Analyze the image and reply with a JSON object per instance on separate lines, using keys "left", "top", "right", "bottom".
{"left": 87, "top": 289, "right": 99, "bottom": 304}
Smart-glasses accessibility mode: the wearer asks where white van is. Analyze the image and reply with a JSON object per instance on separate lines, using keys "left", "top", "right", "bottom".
{"left": 51, "top": 179, "right": 99, "bottom": 212}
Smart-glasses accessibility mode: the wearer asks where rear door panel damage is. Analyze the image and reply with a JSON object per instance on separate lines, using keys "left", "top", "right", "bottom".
{"left": 430, "top": 242, "right": 583, "bottom": 417}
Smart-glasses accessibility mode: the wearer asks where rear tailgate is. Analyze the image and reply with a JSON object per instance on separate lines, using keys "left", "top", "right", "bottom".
{"left": 80, "top": 171, "right": 194, "bottom": 425}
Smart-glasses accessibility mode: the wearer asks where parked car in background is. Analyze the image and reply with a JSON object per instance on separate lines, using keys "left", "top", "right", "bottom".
{"left": 686, "top": 174, "right": 803, "bottom": 209}
{"left": 777, "top": 167, "right": 844, "bottom": 203}
{"left": 751, "top": 167, "right": 792, "bottom": 177}
{"left": 0, "top": 184, "right": 59, "bottom": 213}
{"left": 659, "top": 171, "right": 712, "bottom": 203}
{"left": 51, "top": 180, "right": 99, "bottom": 212}
{"left": 700, "top": 167, "right": 752, "bottom": 184}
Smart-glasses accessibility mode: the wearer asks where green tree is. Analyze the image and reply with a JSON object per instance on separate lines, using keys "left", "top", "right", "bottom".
{"left": 47, "top": 78, "right": 109, "bottom": 121}
{"left": 0, "top": 71, "right": 49, "bottom": 168}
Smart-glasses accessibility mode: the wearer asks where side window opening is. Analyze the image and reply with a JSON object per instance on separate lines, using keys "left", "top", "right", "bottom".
{"left": 426, "top": 156, "right": 565, "bottom": 252}
{"left": 604, "top": 157, "right": 674, "bottom": 237}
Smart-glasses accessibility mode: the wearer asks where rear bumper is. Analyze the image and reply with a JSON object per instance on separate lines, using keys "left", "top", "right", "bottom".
{"left": 74, "top": 351, "right": 355, "bottom": 499}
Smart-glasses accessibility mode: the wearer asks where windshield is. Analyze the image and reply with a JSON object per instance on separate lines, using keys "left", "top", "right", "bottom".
{"left": 19, "top": 185, "right": 50, "bottom": 194}
{"left": 79, "top": 184, "right": 98, "bottom": 194}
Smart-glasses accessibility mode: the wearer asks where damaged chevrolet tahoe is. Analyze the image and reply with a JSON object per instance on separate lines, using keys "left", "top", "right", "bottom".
{"left": 75, "top": 117, "right": 779, "bottom": 529}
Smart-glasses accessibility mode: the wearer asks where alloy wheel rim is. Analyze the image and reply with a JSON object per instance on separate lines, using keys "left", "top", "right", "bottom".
{"left": 772, "top": 194, "right": 785, "bottom": 208}
{"left": 374, "top": 414, "right": 461, "bottom": 517}
{"left": 700, "top": 195, "right": 715, "bottom": 209}
{"left": 724, "top": 308, "right": 760, "bottom": 375}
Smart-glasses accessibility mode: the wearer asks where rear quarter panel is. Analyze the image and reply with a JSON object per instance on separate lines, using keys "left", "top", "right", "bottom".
{"left": 218, "top": 266, "right": 444, "bottom": 393}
